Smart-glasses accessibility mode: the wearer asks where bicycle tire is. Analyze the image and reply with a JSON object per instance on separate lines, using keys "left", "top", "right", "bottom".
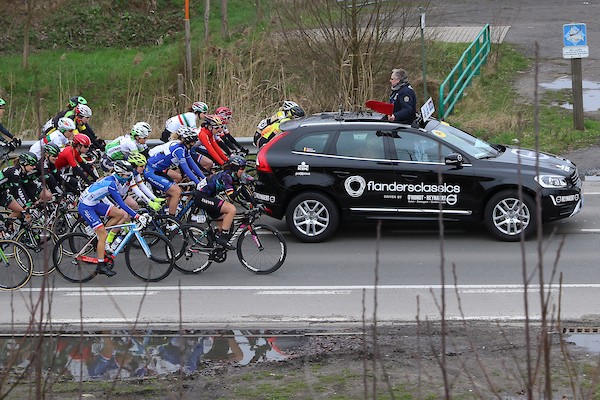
{"left": 236, "top": 224, "right": 287, "bottom": 274}
{"left": 15, "top": 225, "right": 59, "bottom": 276}
{"left": 0, "top": 239, "right": 34, "bottom": 291}
{"left": 125, "top": 231, "right": 174, "bottom": 282}
{"left": 145, "top": 215, "right": 186, "bottom": 259}
{"left": 174, "top": 223, "right": 213, "bottom": 274}
{"left": 53, "top": 232, "right": 97, "bottom": 283}
{"left": 52, "top": 210, "right": 84, "bottom": 237}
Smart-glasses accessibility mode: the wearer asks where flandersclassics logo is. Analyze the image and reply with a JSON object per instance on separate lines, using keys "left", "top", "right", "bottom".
{"left": 344, "top": 176, "right": 461, "bottom": 198}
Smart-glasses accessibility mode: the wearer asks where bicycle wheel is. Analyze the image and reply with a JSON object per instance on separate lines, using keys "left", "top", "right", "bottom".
{"left": 53, "top": 232, "right": 98, "bottom": 283}
{"left": 0, "top": 240, "right": 34, "bottom": 291}
{"left": 236, "top": 224, "right": 287, "bottom": 274}
{"left": 174, "top": 223, "right": 213, "bottom": 274}
{"left": 52, "top": 210, "right": 84, "bottom": 237}
{"left": 125, "top": 231, "right": 174, "bottom": 282}
{"left": 147, "top": 215, "right": 186, "bottom": 259}
{"left": 16, "top": 225, "right": 59, "bottom": 276}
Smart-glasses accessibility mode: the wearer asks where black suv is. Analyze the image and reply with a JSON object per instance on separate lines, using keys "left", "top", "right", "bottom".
{"left": 254, "top": 112, "right": 582, "bottom": 243}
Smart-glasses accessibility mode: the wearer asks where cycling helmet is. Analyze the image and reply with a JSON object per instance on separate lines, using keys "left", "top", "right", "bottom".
{"left": 280, "top": 100, "right": 300, "bottom": 111}
{"left": 131, "top": 121, "right": 151, "bottom": 139}
{"left": 73, "top": 134, "right": 92, "bottom": 147}
{"left": 203, "top": 114, "right": 224, "bottom": 128}
{"left": 191, "top": 101, "right": 209, "bottom": 114}
{"left": 0, "top": 98, "right": 5, "bottom": 107}
{"left": 216, "top": 106, "right": 233, "bottom": 121}
{"left": 19, "top": 151, "right": 38, "bottom": 166}
{"left": 226, "top": 154, "right": 247, "bottom": 171}
{"left": 57, "top": 117, "right": 76, "bottom": 133}
{"left": 288, "top": 105, "right": 305, "bottom": 118}
{"left": 75, "top": 104, "right": 92, "bottom": 118}
{"left": 68, "top": 96, "right": 87, "bottom": 108}
{"left": 127, "top": 152, "right": 147, "bottom": 167}
{"left": 44, "top": 143, "right": 61, "bottom": 157}
{"left": 177, "top": 126, "right": 199, "bottom": 144}
{"left": 112, "top": 160, "right": 134, "bottom": 183}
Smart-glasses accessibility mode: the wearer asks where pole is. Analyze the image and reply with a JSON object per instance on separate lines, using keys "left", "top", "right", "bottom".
{"left": 419, "top": 8, "right": 428, "bottom": 102}
{"left": 184, "top": 0, "right": 193, "bottom": 82}
{"left": 571, "top": 58, "right": 584, "bottom": 130}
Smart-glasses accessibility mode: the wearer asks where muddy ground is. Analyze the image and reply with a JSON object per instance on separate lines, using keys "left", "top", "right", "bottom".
{"left": 4, "top": 322, "right": 599, "bottom": 399}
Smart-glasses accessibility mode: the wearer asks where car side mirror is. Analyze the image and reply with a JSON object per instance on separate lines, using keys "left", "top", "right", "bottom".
{"left": 445, "top": 153, "right": 463, "bottom": 167}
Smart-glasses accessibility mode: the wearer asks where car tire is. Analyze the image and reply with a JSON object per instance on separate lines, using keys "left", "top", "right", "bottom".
{"left": 484, "top": 190, "right": 537, "bottom": 241}
{"left": 286, "top": 192, "right": 339, "bottom": 243}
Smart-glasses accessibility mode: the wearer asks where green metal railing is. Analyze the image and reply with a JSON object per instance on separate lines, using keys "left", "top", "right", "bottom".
{"left": 438, "top": 24, "right": 491, "bottom": 120}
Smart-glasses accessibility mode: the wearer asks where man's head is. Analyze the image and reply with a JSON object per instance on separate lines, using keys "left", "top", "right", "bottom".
{"left": 390, "top": 68, "right": 408, "bottom": 88}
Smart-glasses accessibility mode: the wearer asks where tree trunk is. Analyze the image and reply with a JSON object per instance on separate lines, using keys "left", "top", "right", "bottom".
{"left": 220, "top": 0, "right": 229, "bottom": 39}
{"left": 204, "top": 0, "right": 210, "bottom": 44}
{"left": 22, "top": 0, "right": 33, "bottom": 69}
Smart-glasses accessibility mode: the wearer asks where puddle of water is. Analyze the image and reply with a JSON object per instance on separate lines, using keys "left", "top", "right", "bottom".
{"left": 539, "top": 77, "right": 600, "bottom": 112}
{"left": 0, "top": 329, "right": 307, "bottom": 381}
{"left": 565, "top": 333, "right": 600, "bottom": 354}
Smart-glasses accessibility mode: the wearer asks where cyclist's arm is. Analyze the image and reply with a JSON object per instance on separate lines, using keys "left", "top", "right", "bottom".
{"left": 177, "top": 149, "right": 205, "bottom": 184}
{"left": 0, "top": 122, "right": 14, "bottom": 141}
{"left": 130, "top": 175, "right": 153, "bottom": 203}
{"left": 199, "top": 131, "right": 227, "bottom": 165}
{"left": 107, "top": 184, "right": 138, "bottom": 219}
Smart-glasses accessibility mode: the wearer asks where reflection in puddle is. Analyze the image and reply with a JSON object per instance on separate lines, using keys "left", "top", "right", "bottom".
{"left": 0, "top": 330, "right": 307, "bottom": 381}
{"left": 540, "top": 77, "right": 600, "bottom": 112}
{"left": 566, "top": 333, "right": 600, "bottom": 354}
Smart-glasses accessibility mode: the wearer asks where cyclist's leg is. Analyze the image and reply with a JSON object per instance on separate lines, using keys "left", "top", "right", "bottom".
{"left": 78, "top": 202, "right": 115, "bottom": 276}
{"left": 145, "top": 167, "right": 180, "bottom": 217}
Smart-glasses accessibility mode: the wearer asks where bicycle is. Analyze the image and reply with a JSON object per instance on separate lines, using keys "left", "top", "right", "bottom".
{"left": 175, "top": 207, "right": 287, "bottom": 275}
{"left": 52, "top": 217, "right": 175, "bottom": 283}
{"left": 0, "top": 238, "right": 34, "bottom": 290}
{"left": 7, "top": 211, "right": 59, "bottom": 276}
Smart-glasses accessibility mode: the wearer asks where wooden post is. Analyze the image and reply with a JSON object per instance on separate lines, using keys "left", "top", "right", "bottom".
{"left": 177, "top": 74, "right": 185, "bottom": 113}
{"left": 184, "top": 0, "right": 192, "bottom": 81}
{"left": 571, "top": 58, "right": 584, "bottom": 130}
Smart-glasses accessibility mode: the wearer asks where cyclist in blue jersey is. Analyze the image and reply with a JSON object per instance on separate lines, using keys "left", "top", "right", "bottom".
{"left": 78, "top": 160, "right": 150, "bottom": 276}
{"left": 145, "top": 126, "right": 207, "bottom": 217}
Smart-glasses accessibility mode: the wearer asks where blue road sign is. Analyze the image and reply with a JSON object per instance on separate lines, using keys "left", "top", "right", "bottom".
{"left": 564, "top": 23, "right": 587, "bottom": 47}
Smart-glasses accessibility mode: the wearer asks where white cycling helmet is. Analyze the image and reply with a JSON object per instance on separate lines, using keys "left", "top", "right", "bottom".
{"left": 177, "top": 126, "right": 198, "bottom": 143}
{"left": 57, "top": 117, "right": 76, "bottom": 133}
{"left": 75, "top": 104, "right": 92, "bottom": 118}
{"left": 131, "top": 121, "right": 151, "bottom": 138}
{"left": 280, "top": 100, "right": 300, "bottom": 111}
{"left": 191, "top": 101, "right": 209, "bottom": 114}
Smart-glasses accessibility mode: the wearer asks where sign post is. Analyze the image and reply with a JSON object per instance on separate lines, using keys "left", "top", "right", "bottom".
{"left": 563, "top": 23, "right": 588, "bottom": 130}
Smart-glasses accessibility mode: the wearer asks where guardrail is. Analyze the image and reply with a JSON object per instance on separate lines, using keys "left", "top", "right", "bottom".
{"left": 438, "top": 24, "right": 491, "bottom": 120}
{"left": 14, "top": 137, "right": 257, "bottom": 155}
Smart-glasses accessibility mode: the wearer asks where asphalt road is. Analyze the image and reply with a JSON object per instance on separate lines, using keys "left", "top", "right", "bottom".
{"left": 2, "top": 179, "right": 599, "bottom": 329}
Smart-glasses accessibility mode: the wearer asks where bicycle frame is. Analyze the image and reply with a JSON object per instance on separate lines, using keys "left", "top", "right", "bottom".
{"left": 76, "top": 222, "right": 154, "bottom": 261}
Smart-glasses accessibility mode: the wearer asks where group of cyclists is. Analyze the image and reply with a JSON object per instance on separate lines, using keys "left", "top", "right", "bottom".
{"left": 0, "top": 96, "right": 306, "bottom": 277}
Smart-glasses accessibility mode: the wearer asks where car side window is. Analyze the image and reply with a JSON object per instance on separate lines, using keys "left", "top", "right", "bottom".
{"left": 392, "top": 131, "right": 452, "bottom": 163}
{"left": 335, "top": 131, "right": 385, "bottom": 159}
{"left": 292, "top": 132, "right": 331, "bottom": 154}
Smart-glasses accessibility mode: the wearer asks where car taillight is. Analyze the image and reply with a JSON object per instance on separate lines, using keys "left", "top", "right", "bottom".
{"left": 256, "top": 131, "right": 289, "bottom": 174}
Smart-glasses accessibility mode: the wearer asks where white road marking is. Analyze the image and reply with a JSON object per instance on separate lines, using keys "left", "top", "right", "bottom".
{"left": 9, "top": 283, "right": 600, "bottom": 296}
{"left": 580, "top": 229, "right": 600, "bottom": 233}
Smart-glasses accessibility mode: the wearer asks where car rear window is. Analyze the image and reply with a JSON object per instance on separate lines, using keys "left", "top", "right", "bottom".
{"left": 292, "top": 132, "right": 331, "bottom": 153}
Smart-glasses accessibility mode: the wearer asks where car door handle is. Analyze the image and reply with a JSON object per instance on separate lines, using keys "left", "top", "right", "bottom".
{"left": 400, "top": 174, "right": 419, "bottom": 180}
{"left": 333, "top": 170, "right": 351, "bottom": 177}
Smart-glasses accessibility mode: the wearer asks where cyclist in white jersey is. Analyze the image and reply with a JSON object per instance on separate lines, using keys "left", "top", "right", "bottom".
{"left": 160, "top": 101, "right": 208, "bottom": 142}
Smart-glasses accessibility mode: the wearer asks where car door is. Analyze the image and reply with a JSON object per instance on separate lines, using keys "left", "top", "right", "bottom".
{"left": 388, "top": 129, "right": 477, "bottom": 220}
{"left": 326, "top": 129, "right": 400, "bottom": 218}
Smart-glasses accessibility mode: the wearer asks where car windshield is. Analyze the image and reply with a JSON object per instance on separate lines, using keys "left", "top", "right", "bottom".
{"left": 424, "top": 120, "right": 501, "bottom": 159}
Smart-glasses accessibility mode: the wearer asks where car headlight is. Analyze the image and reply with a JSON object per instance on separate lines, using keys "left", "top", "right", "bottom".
{"left": 535, "top": 174, "right": 568, "bottom": 188}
